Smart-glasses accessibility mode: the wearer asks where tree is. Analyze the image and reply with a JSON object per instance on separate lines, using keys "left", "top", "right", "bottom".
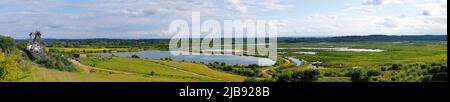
{"left": 367, "top": 69, "right": 382, "bottom": 76}
{"left": 275, "top": 69, "right": 321, "bottom": 82}
{"left": 390, "top": 64, "right": 403, "bottom": 70}
{"left": 300, "top": 69, "right": 321, "bottom": 82}
{"left": 131, "top": 54, "right": 140, "bottom": 58}
{"left": 149, "top": 71, "right": 155, "bottom": 76}
{"left": 0, "top": 35, "right": 16, "bottom": 53}
{"left": 35, "top": 55, "right": 76, "bottom": 72}
{"left": 349, "top": 69, "right": 369, "bottom": 82}
{"left": 244, "top": 77, "right": 275, "bottom": 82}
{"left": 276, "top": 71, "right": 294, "bottom": 82}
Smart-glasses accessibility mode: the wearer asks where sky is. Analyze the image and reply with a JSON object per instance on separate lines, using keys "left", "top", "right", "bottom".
{"left": 0, "top": 0, "right": 447, "bottom": 39}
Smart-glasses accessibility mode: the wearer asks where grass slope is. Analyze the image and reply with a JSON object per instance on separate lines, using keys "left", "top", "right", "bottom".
{"left": 78, "top": 56, "right": 245, "bottom": 82}
{"left": 19, "top": 64, "right": 221, "bottom": 82}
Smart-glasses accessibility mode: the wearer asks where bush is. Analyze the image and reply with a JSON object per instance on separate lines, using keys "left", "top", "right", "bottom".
{"left": 232, "top": 68, "right": 261, "bottom": 77}
{"left": 301, "top": 69, "right": 321, "bottom": 82}
{"left": 276, "top": 71, "right": 294, "bottom": 82}
{"left": 1, "top": 51, "right": 31, "bottom": 81}
{"left": 36, "top": 55, "right": 76, "bottom": 72}
{"left": 0, "top": 35, "right": 16, "bottom": 53}
{"left": 275, "top": 69, "right": 321, "bottom": 82}
{"left": 244, "top": 77, "right": 275, "bottom": 82}
{"left": 421, "top": 75, "right": 433, "bottom": 82}
{"left": 367, "top": 69, "right": 382, "bottom": 76}
{"left": 149, "top": 71, "right": 155, "bottom": 76}
{"left": 0, "top": 52, "right": 15, "bottom": 80}
{"left": 324, "top": 72, "right": 335, "bottom": 77}
{"left": 349, "top": 69, "right": 369, "bottom": 82}
{"left": 131, "top": 54, "right": 140, "bottom": 58}
{"left": 390, "top": 64, "right": 403, "bottom": 70}
{"left": 36, "top": 58, "right": 55, "bottom": 69}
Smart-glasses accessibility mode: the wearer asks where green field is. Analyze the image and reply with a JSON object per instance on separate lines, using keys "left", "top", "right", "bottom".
{"left": 271, "top": 41, "right": 447, "bottom": 82}
{"left": 78, "top": 56, "right": 245, "bottom": 82}
{"left": 45, "top": 47, "right": 131, "bottom": 53}
{"left": 279, "top": 42, "right": 447, "bottom": 68}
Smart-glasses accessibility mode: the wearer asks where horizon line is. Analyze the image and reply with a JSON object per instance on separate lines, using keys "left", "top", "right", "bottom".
{"left": 11, "top": 34, "right": 448, "bottom": 40}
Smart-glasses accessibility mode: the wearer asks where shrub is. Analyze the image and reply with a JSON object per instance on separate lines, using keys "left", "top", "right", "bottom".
{"left": 301, "top": 69, "right": 321, "bottom": 82}
{"left": 244, "top": 77, "right": 275, "bottom": 82}
{"left": 349, "top": 69, "right": 369, "bottom": 82}
{"left": 276, "top": 71, "right": 294, "bottom": 82}
{"left": 0, "top": 52, "right": 15, "bottom": 80}
{"left": 149, "top": 71, "right": 155, "bottom": 76}
{"left": 0, "top": 35, "right": 16, "bottom": 53}
{"left": 232, "top": 68, "right": 261, "bottom": 77}
{"left": 131, "top": 54, "right": 140, "bottom": 58}
{"left": 36, "top": 55, "right": 76, "bottom": 72}
{"left": 390, "top": 64, "right": 403, "bottom": 70}
{"left": 367, "top": 69, "right": 382, "bottom": 76}
{"left": 421, "top": 75, "right": 433, "bottom": 82}
{"left": 275, "top": 69, "right": 321, "bottom": 82}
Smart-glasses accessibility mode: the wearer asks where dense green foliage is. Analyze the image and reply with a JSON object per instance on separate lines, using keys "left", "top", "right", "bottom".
{"left": 35, "top": 55, "right": 76, "bottom": 72}
{"left": 274, "top": 69, "right": 321, "bottom": 82}
{"left": 0, "top": 35, "right": 17, "bottom": 53}
{"left": 0, "top": 51, "right": 13, "bottom": 80}
{"left": 131, "top": 54, "right": 140, "bottom": 58}
{"left": 1, "top": 35, "right": 76, "bottom": 74}
{"left": 330, "top": 61, "right": 448, "bottom": 82}
{"left": 207, "top": 62, "right": 263, "bottom": 77}
{"left": 1, "top": 35, "right": 30, "bottom": 81}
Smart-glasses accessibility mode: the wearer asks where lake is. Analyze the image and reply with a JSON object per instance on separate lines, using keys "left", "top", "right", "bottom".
{"left": 97, "top": 50, "right": 276, "bottom": 66}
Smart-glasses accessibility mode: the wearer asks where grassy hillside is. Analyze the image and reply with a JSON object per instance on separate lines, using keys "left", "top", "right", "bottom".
{"left": 78, "top": 56, "right": 245, "bottom": 82}
{"left": 19, "top": 65, "right": 217, "bottom": 82}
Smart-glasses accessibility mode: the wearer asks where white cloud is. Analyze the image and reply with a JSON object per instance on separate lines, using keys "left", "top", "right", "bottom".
{"left": 0, "top": 0, "right": 446, "bottom": 38}
{"left": 278, "top": 0, "right": 447, "bottom": 37}
{"left": 226, "top": 0, "right": 294, "bottom": 13}
{"left": 380, "top": 18, "right": 398, "bottom": 28}
{"left": 264, "top": 0, "right": 294, "bottom": 11}
{"left": 420, "top": 0, "right": 447, "bottom": 16}
{"left": 363, "top": 0, "right": 403, "bottom": 6}
{"left": 127, "top": 30, "right": 175, "bottom": 36}
{"left": 0, "top": 0, "right": 223, "bottom": 38}
{"left": 227, "top": 0, "right": 248, "bottom": 13}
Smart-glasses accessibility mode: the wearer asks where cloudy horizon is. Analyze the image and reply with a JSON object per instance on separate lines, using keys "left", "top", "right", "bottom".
{"left": 0, "top": 0, "right": 447, "bottom": 39}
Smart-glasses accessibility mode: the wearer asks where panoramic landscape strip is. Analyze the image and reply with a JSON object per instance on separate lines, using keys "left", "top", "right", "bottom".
{"left": 0, "top": 0, "right": 447, "bottom": 83}
{"left": 1, "top": 34, "right": 447, "bottom": 82}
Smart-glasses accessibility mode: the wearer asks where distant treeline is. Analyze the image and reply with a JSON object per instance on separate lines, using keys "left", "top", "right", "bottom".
{"left": 14, "top": 35, "right": 447, "bottom": 47}
{"left": 279, "top": 35, "right": 447, "bottom": 43}
{"left": 16, "top": 39, "right": 170, "bottom": 50}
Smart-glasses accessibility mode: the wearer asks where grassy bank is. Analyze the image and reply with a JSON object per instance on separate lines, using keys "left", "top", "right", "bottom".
{"left": 78, "top": 56, "right": 245, "bottom": 82}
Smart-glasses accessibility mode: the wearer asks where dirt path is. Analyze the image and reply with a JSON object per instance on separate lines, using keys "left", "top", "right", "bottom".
{"left": 261, "top": 58, "right": 291, "bottom": 78}
{"left": 70, "top": 59, "right": 135, "bottom": 75}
